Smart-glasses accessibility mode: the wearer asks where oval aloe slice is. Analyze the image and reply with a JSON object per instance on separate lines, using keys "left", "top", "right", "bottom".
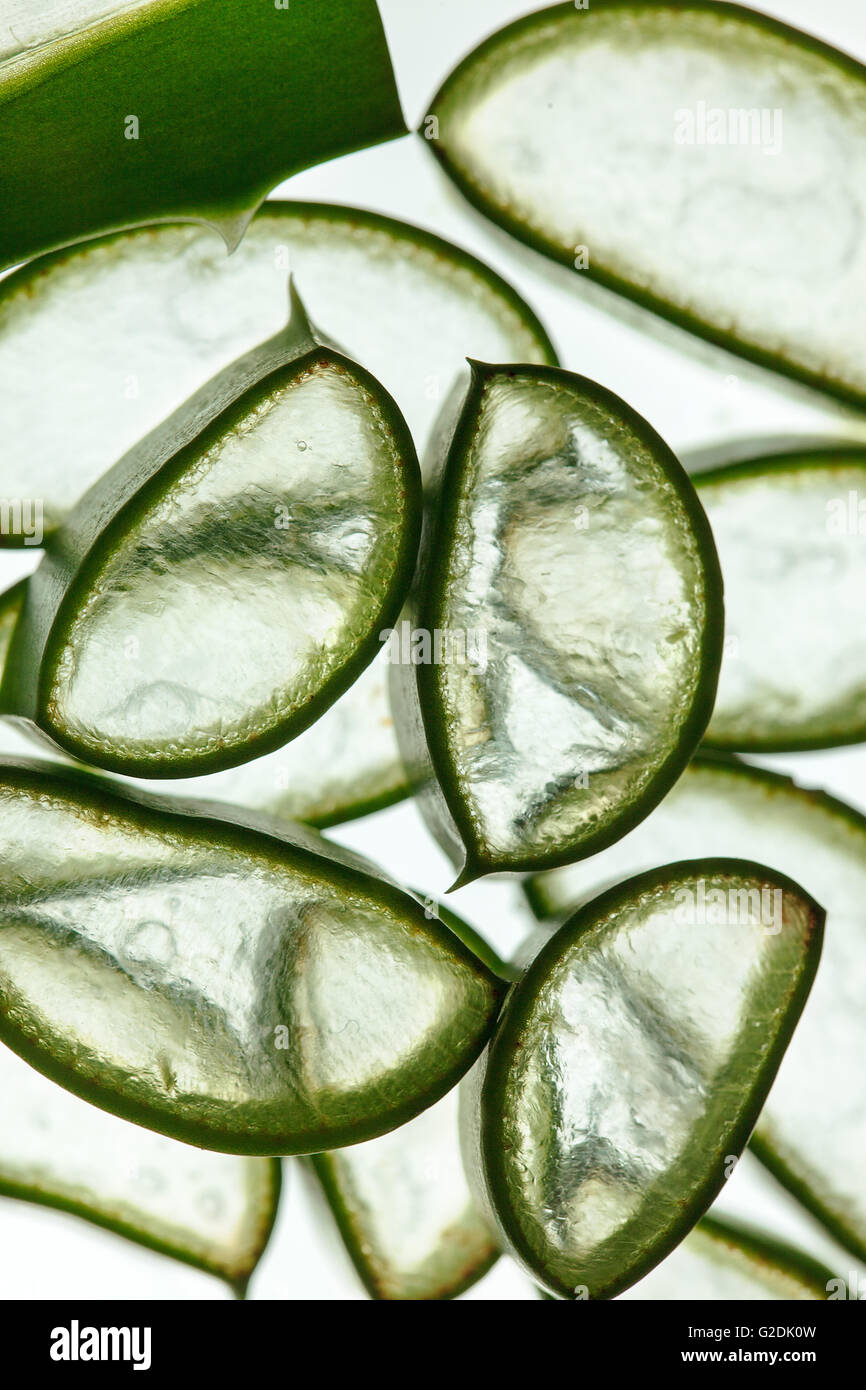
{"left": 0, "top": 1039, "right": 280, "bottom": 1294}
{"left": 623, "top": 1216, "right": 832, "bottom": 1302}
{"left": 427, "top": 2, "right": 866, "bottom": 409}
{"left": 311, "top": 1086, "right": 498, "bottom": 1301}
{"left": 393, "top": 363, "right": 723, "bottom": 882}
{"left": 525, "top": 754, "right": 866, "bottom": 1266}
{"left": 0, "top": 291, "right": 421, "bottom": 777}
{"left": 0, "top": 204, "right": 555, "bottom": 544}
{"left": 696, "top": 450, "right": 866, "bottom": 750}
{"left": 0, "top": 0, "right": 405, "bottom": 271}
{"left": 464, "top": 860, "right": 823, "bottom": 1299}
{"left": 0, "top": 760, "right": 502, "bottom": 1154}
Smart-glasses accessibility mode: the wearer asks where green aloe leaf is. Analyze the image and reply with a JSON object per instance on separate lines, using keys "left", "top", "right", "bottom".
{"left": 525, "top": 754, "right": 866, "bottom": 1266}
{"left": 0, "top": 290, "right": 421, "bottom": 777}
{"left": 0, "top": 203, "right": 555, "bottom": 544}
{"left": 0, "top": 1039, "right": 280, "bottom": 1294}
{"left": 392, "top": 363, "right": 722, "bottom": 882}
{"left": 0, "top": 760, "right": 503, "bottom": 1154}
{"left": 623, "top": 1216, "right": 833, "bottom": 1301}
{"left": 465, "top": 860, "right": 823, "bottom": 1299}
{"left": 311, "top": 1087, "right": 499, "bottom": 1301}
{"left": 696, "top": 450, "right": 866, "bottom": 751}
{"left": 0, "top": 0, "right": 405, "bottom": 272}
{"left": 426, "top": 1, "right": 866, "bottom": 409}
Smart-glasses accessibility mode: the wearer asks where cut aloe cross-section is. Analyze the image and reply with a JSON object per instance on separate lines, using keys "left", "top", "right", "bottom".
{"left": 0, "top": 1039, "right": 280, "bottom": 1294}
{"left": 0, "top": 0, "right": 405, "bottom": 271}
{"left": 0, "top": 588, "right": 401, "bottom": 829}
{"left": 427, "top": 2, "right": 866, "bottom": 409}
{"left": 0, "top": 291, "right": 421, "bottom": 777}
{"left": 525, "top": 754, "right": 866, "bottom": 1266}
{"left": 0, "top": 203, "right": 555, "bottom": 545}
{"left": 0, "top": 761, "right": 502, "bottom": 1154}
{"left": 696, "top": 450, "right": 866, "bottom": 750}
{"left": 464, "top": 861, "right": 823, "bottom": 1299}
{"left": 393, "top": 363, "right": 722, "bottom": 882}
{"left": 623, "top": 1216, "right": 832, "bottom": 1302}
{"left": 311, "top": 1086, "right": 498, "bottom": 1301}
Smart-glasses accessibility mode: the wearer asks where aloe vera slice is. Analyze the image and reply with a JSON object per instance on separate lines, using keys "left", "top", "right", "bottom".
{"left": 623, "top": 1216, "right": 832, "bottom": 1301}
{"left": 428, "top": 2, "right": 866, "bottom": 409}
{"left": 0, "top": 204, "right": 556, "bottom": 545}
{"left": 465, "top": 861, "right": 823, "bottom": 1299}
{"left": 311, "top": 1086, "right": 498, "bottom": 1301}
{"left": 696, "top": 450, "right": 866, "bottom": 750}
{"left": 0, "top": 760, "right": 502, "bottom": 1154}
{"left": 0, "top": 292, "right": 421, "bottom": 777}
{"left": 393, "top": 364, "right": 722, "bottom": 881}
{"left": 0, "top": 0, "right": 405, "bottom": 272}
{"left": 0, "top": 1039, "right": 279, "bottom": 1293}
{"left": 526, "top": 754, "right": 866, "bottom": 1266}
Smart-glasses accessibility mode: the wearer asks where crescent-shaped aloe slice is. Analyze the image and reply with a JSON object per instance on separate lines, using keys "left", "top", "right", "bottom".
{"left": 310, "top": 1087, "right": 499, "bottom": 1301}
{"left": 0, "top": 1040, "right": 280, "bottom": 1294}
{"left": 525, "top": 755, "right": 866, "bottom": 1265}
{"left": 623, "top": 1216, "right": 832, "bottom": 1301}
{"left": 0, "top": 0, "right": 405, "bottom": 272}
{"left": 696, "top": 450, "right": 866, "bottom": 750}
{"left": 0, "top": 290, "right": 421, "bottom": 777}
{"left": 464, "top": 860, "right": 823, "bottom": 1299}
{"left": 392, "top": 364, "right": 722, "bottom": 881}
{"left": 427, "top": 1, "right": 866, "bottom": 409}
{"left": 0, "top": 760, "right": 502, "bottom": 1154}
{"left": 0, "top": 204, "right": 555, "bottom": 544}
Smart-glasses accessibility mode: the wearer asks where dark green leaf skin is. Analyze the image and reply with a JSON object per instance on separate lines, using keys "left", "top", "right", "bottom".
{"left": 0, "top": 0, "right": 406, "bottom": 273}
{"left": 0, "top": 289, "right": 422, "bottom": 778}
{"left": 0, "top": 758, "right": 504, "bottom": 1156}
{"left": 682, "top": 1215, "right": 835, "bottom": 1301}
{"left": 425, "top": 0, "right": 866, "bottom": 413}
{"left": 464, "top": 860, "right": 824, "bottom": 1300}
{"left": 392, "top": 362, "right": 723, "bottom": 884}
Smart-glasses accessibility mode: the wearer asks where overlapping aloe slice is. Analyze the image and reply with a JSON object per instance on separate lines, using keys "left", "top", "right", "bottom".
{"left": 0, "top": 578, "right": 23, "bottom": 675}
{"left": 393, "top": 363, "right": 722, "bottom": 881}
{"left": 465, "top": 861, "right": 822, "bottom": 1299}
{"left": 623, "top": 1217, "right": 832, "bottom": 1301}
{"left": 0, "top": 204, "right": 555, "bottom": 544}
{"left": 0, "top": 1039, "right": 279, "bottom": 1293}
{"left": 0, "top": 293, "right": 421, "bottom": 777}
{"left": 696, "top": 450, "right": 866, "bottom": 750}
{"left": 526, "top": 755, "right": 866, "bottom": 1265}
{"left": 311, "top": 1087, "right": 499, "bottom": 1301}
{"left": 427, "top": 2, "right": 866, "bottom": 408}
{"left": 0, "top": 0, "right": 405, "bottom": 271}
{"left": 0, "top": 761, "right": 502, "bottom": 1154}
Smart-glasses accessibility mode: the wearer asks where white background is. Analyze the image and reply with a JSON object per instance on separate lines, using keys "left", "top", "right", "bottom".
{"left": 2, "top": 0, "right": 866, "bottom": 1299}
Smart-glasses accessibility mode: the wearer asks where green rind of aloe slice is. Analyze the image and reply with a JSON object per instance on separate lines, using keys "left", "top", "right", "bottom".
{"left": 0, "top": 1039, "right": 281, "bottom": 1295}
{"left": 0, "top": 289, "right": 422, "bottom": 778}
{"left": 525, "top": 753, "right": 866, "bottom": 1268}
{"left": 425, "top": 0, "right": 866, "bottom": 411}
{"left": 624, "top": 1215, "right": 834, "bottom": 1300}
{"left": 0, "top": 0, "right": 406, "bottom": 272}
{"left": 696, "top": 449, "right": 866, "bottom": 751}
{"left": 392, "top": 362, "right": 723, "bottom": 883}
{"left": 466, "top": 859, "right": 823, "bottom": 1299}
{"left": 0, "top": 759, "right": 504, "bottom": 1155}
